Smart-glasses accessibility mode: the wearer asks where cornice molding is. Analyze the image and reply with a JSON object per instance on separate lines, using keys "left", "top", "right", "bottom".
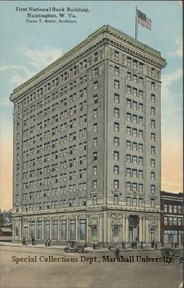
{"left": 10, "top": 24, "right": 167, "bottom": 102}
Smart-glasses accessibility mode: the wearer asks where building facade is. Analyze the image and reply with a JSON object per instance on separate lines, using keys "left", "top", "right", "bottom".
{"left": 160, "top": 191, "right": 183, "bottom": 246}
{"left": 10, "top": 25, "right": 166, "bottom": 245}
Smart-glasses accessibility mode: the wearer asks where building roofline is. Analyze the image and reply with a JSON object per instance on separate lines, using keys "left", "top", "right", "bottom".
{"left": 10, "top": 24, "right": 167, "bottom": 101}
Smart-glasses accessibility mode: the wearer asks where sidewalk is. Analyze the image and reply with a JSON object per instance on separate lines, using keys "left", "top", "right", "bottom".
{"left": 0, "top": 241, "right": 162, "bottom": 252}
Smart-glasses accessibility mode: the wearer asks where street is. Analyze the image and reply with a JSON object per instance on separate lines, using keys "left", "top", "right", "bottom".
{"left": 0, "top": 244, "right": 183, "bottom": 288}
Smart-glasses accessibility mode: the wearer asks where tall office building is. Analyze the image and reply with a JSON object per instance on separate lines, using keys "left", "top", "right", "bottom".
{"left": 10, "top": 25, "right": 166, "bottom": 245}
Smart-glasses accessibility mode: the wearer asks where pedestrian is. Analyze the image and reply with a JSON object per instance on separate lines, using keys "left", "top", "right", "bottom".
{"left": 140, "top": 241, "right": 143, "bottom": 249}
{"left": 115, "top": 247, "right": 120, "bottom": 260}
{"left": 93, "top": 241, "right": 96, "bottom": 250}
{"left": 122, "top": 241, "right": 125, "bottom": 249}
{"left": 108, "top": 243, "right": 111, "bottom": 250}
{"left": 48, "top": 237, "right": 50, "bottom": 246}
{"left": 32, "top": 236, "right": 35, "bottom": 245}
{"left": 45, "top": 238, "right": 48, "bottom": 247}
{"left": 155, "top": 242, "right": 157, "bottom": 250}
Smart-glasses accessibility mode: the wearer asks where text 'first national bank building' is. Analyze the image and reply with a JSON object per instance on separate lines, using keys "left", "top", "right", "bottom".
{"left": 10, "top": 25, "right": 167, "bottom": 245}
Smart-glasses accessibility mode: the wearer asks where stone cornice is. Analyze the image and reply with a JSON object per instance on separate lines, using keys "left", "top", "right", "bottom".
{"left": 10, "top": 24, "right": 167, "bottom": 102}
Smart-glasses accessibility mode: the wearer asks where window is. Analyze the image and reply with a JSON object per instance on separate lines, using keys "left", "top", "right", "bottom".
{"left": 151, "top": 94, "right": 155, "bottom": 103}
{"left": 151, "top": 199, "right": 155, "bottom": 208}
{"left": 132, "top": 198, "right": 137, "bottom": 206}
{"left": 114, "top": 94, "right": 120, "bottom": 104}
{"left": 168, "top": 217, "right": 172, "bottom": 225}
{"left": 114, "top": 51, "right": 119, "bottom": 61}
{"left": 114, "top": 180, "right": 119, "bottom": 189}
{"left": 164, "top": 217, "right": 168, "bottom": 225}
{"left": 114, "top": 137, "right": 120, "bottom": 147}
{"left": 93, "top": 166, "right": 97, "bottom": 175}
{"left": 139, "top": 198, "right": 143, "bottom": 206}
{"left": 113, "top": 165, "right": 119, "bottom": 175}
{"left": 114, "top": 122, "right": 119, "bottom": 132}
{"left": 93, "top": 152, "right": 97, "bottom": 161}
{"left": 113, "top": 195, "right": 119, "bottom": 205}
{"left": 114, "top": 80, "right": 120, "bottom": 89}
{"left": 126, "top": 168, "right": 131, "bottom": 177}
{"left": 132, "top": 169, "right": 137, "bottom": 178}
{"left": 93, "top": 81, "right": 98, "bottom": 90}
{"left": 127, "top": 72, "right": 131, "bottom": 81}
{"left": 151, "top": 146, "right": 155, "bottom": 155}
{"left": 127, "top": 57, "right": 132, "bottom": 67}
{"left": 114, "top": 66, "right": 120, "bottom": 76}
{"left": 173, "top": 205, "right": 177, "bottom": 213}
{"left": 92, "top": 196, "right": 97, "bottom": 205}
{"left": 93, "top": 95, "right": 98, "bottom": 104}
{"left": 151, "top": 185, "right": 155, "bottom": 194}
{"left": 164, "top": 204, "right": 167, "bottom": 212}
{"left": 132, "top": 183, "right": 137, "bottom": 192}
{"left": 126, "top": 154, "right": 131, "bottom": 163}
{"left": 69, "top": 220, "right": 76, "bottom": 240}
{"left": 79, "top": 219, "right": 86, "bottom": 241}
{"left": 151, "top": 82, "right": 155, "bottom": 90}
{"left": 126, "top": 197, "right": 131, "bottom": 205}
{"left": 114, "top": 108, "right": 120, "bottom": 118}
{"left": 93, "top": 180, "right": 97, "bottom": 189}
{"left": 93, "top": 137, "right": 98, "bottom": 146}
{"left": 126, "top": 141, "right": 131, "bottom": 150}
{"left": 151, "top": 159, "right": 155, "bottom": 167}
{"left": 93, "top": 108, "right": 98, "bottom": 118}
{"left": 139, "top": 184, "right": 143, "bottom": 192}
{"left": 127, "top": 99, "right": 131, "bottom": 107}
{"left": 126, "top": 182, "right": 131, "bottom": 191}
{"left": 169, "top": 205, "right": 172, "bottom": 213}
{"left": 93, "top": 123, "right": 97, "bottom": 132}
{"left": 93, "top": 68, "right": 98, "bottom": 77}
{"left": 126, "top": 126, "right": 131, "bottom": 135}
{"left": 139, "top": 170, "right": 143, "bottom": 179}
{"left": 127, "top": 113, "right": 131, "bottom": 122}
{"left": 151, "top": 107, "right": 155, "bottom": 115}
{"left": 114, "top": 151, "right": 119, "bottom": 161}
{"left": 151, "top": 172, "right": 155, "bottom": 180}
{"left": 151, "top": 120, "right": 155, "bottom": 128}
{"left": 151, "top": 133, "right": 156, "bottom": 142}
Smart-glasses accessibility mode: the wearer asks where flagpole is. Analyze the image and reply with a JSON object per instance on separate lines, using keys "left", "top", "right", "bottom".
{"left": 135, "top": 6, "right": 138, "bottom": 40}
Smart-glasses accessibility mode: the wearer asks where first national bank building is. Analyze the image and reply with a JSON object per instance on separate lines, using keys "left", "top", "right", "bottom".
{"left": 10, "top": 25, "right": 166, "bottom": 245}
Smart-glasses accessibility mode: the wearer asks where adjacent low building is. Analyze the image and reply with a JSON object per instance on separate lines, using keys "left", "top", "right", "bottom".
{"left": 160, "top": 191, "right": 183, "bottom": 246}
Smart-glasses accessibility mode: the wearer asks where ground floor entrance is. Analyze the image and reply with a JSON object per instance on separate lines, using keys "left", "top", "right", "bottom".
{"left": 12, "top": 209, "right": 160, "bottom": 245}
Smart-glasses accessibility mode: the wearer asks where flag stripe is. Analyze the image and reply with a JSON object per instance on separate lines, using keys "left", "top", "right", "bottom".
{"left": 138, "top": 17, "right": 151, "bottom": 30}
{"left": 137, "top": 9, "right": 152, "bottom": 30}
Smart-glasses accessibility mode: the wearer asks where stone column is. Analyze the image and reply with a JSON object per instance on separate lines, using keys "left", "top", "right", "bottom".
{"left": 99, "top": 215, "right": 103, "bottom": 243}
{"left": 107, "top": 214, "right": 111, "bottom": 243}
{"left": 35, "top": 219, "right": 37, "bottom": 240}
{"left": 49, "top": 218, "right": 52, "bottom": 239}
{"left": 76, "top": 217, "right": 78, "bottom": 241}
{"left": 103, "top": 211, "right": 107, "bottom": 244}
{"left": 122, "top": 214, "right": 125, "bottom": 241}
{"left": 67, "top": 217, "right": 69, "bottom": 241}
{"left": 139, "top": 217, "right": 143, "bottom": 242}
{"left": 142, "top": 217, "right": 146, "bottom": 242}
{"left": 42, "top": 220, "right": 45, "bottom": 240}
{"left": 145, "top": 219, "right": 150, "bottom": 243}
{"left": 86, "top": 216, "right": 89, "bottom": 243}
{"left": 125, "top": 216, "right": 129, "bottom": 242}
{"left": 157, "top": 217, "right": 160, "bottom": 243}
{"left": 58, "top": 218, "right": 61, "bottom": 241}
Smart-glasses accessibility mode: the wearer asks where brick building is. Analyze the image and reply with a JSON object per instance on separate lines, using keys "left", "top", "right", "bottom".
{"left": 160, "top": 191, "right": 183, "bottom": 246}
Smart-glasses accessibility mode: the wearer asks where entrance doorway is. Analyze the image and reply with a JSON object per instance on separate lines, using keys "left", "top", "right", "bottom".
{"left": 129, "top": 215, "right": 139, "bottom": 242}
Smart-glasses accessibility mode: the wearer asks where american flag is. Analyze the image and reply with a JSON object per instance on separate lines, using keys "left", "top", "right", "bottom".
{"left": 137, "top": 9, "right": 151, "bottom": 30}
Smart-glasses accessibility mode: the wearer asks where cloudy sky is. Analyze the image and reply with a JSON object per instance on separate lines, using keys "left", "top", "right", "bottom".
{"left": 0, "top": 1, "right": 182, "bottom": 210}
